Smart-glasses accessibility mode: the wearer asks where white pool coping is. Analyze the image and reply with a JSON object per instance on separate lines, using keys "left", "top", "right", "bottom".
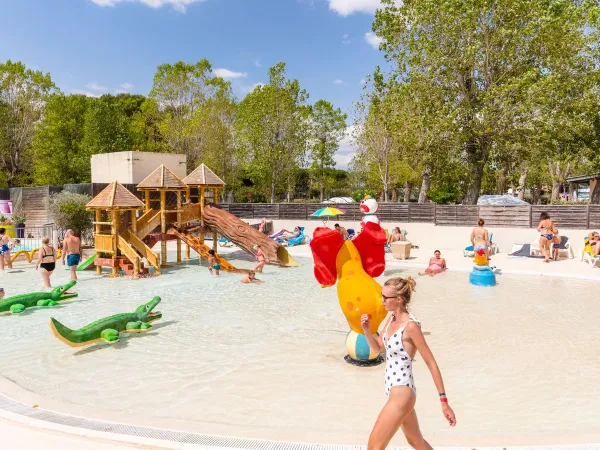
{"left": 1, "top": 391, "right": 599, "bottom": 450}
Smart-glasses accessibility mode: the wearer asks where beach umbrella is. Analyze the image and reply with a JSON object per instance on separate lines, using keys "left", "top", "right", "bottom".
{"left": 311, "top": 207, "right": 346, "bottom": 225}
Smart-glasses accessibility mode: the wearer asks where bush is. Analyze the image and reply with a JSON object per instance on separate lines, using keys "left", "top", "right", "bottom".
{"left": 351, "top": 189, "right": 377, "bottom": 202}
{"left": 234, "top": 186, "right": 268, "bottom": 203}
{"left": 49, "top": 191, "right": 93, "bottom": 237}
{"left": 428, "top": 184, "right": 461, "bottom": 204}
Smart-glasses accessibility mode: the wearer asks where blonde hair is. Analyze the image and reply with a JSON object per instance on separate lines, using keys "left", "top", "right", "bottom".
{"left": 42, "top": 236, "right": 50, "bottom": 245}
{"left": 384, "top": 276, "right": 417, "bottom": 306}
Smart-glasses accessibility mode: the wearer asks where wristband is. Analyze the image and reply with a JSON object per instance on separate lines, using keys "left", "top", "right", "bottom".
{"left": 438, "top": 392, "right": 446, "bottom": 397}
{"left": 440, "top": 397, "right": 448, "bottom": 403}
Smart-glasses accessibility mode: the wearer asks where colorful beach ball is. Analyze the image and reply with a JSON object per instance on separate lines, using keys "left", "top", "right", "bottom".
{"left": 346, "top": 330, "right": 381, "bottom": 361}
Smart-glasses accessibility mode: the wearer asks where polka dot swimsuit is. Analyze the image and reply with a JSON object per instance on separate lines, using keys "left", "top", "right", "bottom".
{"left": 383, "top": 313, "right": 421, "bottom": 396}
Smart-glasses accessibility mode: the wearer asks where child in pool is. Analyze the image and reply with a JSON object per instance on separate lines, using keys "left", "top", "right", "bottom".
{"left": 207, "top": 249, "right": 220, "bottom": 276}
{"left": 253, "top": 244, "right": 269, "bottom": 273}
{"left": 241, "top": 271, "right": 263, "bottom": 284}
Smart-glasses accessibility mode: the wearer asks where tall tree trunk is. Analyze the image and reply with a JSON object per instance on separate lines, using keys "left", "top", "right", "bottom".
{"left": 532, "top": 187, "right": 541, "bottom": 205}
{"left": 391, "top": 188, "right": 398, "bottom": 202}
{"left": 568, "top": 183, "right": 576, "bottom": 202}
{"left": 547, "top": 160, "right": 571, "bottom": 203}
{"left": 497, "top": 168, "right": 507, "bottom": 195}
{"left": 591, "top": 179, "right": 600, "bottom": 204}
{"left": 551, "top": 181, "right": 561, "bottom": 203}
{"left": 403, "top": 181, "right": 413, "bottom": 203}
{"left": 462, "top": 137, "right": 485, "bottom": 205}
{"left": 418, "top": 168, "right": 431, "bottom": 203}
{"left": 517, "top": 167, "right": 528, "bottom": 201}
{"left": 270, "top": 179, "right": 276, "bottom": 204}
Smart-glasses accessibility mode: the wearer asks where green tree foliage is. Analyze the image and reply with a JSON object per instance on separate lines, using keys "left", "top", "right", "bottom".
{"left": 32, "top": 94, "right": 89, "bottom": 185}
{"left": 0, "top": 60, "right": 55, "bottom": 187}
{"left": 237, "top": 63, "right": 310, "bottom": 203}
{"left": 82, "top": 95, "right": 133, "bottom": 155}
{"left": 309, "top": 100, "right": 347, "bottom": 201}
{"left": 48, "top": 191, "right": 93, "bottom": 237}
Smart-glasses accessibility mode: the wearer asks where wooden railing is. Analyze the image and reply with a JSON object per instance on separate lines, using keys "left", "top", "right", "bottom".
{"left": 117, "top": 236, "right": 140, "bottom": 269}
{"left": 125, "top": 231, "right": 160, "bottom": 271}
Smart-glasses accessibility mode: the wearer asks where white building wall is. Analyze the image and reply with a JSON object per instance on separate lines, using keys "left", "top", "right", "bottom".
{"left": 91, "top": 152, "right": 187, "bottom": 184}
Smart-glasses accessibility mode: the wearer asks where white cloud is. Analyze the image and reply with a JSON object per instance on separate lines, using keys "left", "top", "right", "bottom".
{"left": 240, "top": 82, "right": 264, "bottom": 94}
{"left": 71, "top": 89, "right": 100, "bottom": 98}
{"left": 90, "top": 0, "right": 207, "bottom": 13}
{"left": 120, "top": 82, "right": 135, "bottom": 90}
{"left": 329, "top": 0, "right": 382, "bottom": 16}
{"left": 364, "top": 31, "right": 383, "bottom": 49}
{"left": 85, "top": 81, "right": 108, "bottom": 91}
{"left": 335, "top": 126, "right": 357, "bottom": 169}
{"left": 214, "top": 68, "right": 248, "bottom": 79}
{"left": 360, "top": 79, "right": 367, "bottom": 85}
{"left": 254, "top": 58, "right": 263, "bottom": 68}
{"left": 333, "top": 79, "right": 344, "bottom": 85}
{"left": 342, "top": 33, "right": 351, "bottom": 44}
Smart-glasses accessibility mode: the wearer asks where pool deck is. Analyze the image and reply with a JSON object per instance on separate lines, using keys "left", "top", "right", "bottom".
{"left": 1, "top": 220, "right": 599, "bottom": 449}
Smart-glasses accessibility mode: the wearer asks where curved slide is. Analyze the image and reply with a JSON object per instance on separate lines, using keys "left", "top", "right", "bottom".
{"left": 203, "top": 205, "right": 297, "bottom": 267}
{"left": 167, "top": 228, "right": 249, "bottom": 273}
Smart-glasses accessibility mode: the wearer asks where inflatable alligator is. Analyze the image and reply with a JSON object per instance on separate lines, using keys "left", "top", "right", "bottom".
{"left": 0, "top": 280, "right": 78, "bottom": 315}
{"left": 49, "top": 296, "right": 162, "bottom": 347}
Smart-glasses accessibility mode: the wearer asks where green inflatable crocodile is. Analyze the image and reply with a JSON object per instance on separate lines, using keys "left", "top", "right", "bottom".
{"left": 0, "top": 280, "right": 78, "bottom": 315}
{"left": 49, "top": 296, "right": 162, "bottom": 347}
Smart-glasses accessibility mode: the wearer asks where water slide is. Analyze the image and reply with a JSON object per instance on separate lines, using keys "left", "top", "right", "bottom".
{"left": 166, "top": 229, "right": 248, "bottom": 273}
{"left": 76, "top": 254, "right": 97, "bottom": 271}
{"left": 203, "top": 205, "right": 297, "bottom": 267}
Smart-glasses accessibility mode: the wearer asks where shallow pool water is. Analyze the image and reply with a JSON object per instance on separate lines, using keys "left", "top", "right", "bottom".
{"left": 0, "top": 252, "right": 598, "bottom": 446}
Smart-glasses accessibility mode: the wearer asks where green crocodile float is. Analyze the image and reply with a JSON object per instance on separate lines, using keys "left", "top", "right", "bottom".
{"left": 0, "top": 280, "right": 78, "bottom": 315}
{"left": 49, "top": 296, "right": 162, "bottom": 347}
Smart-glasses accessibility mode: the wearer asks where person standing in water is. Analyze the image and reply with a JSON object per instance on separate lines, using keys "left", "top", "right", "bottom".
{"left": 253, "top": 244, "right": 268, "bottom": 273}
{"left": 361, "top": 276, "right": 456, "bottom": 450}
{"left": 0, "top": 228, "right": 14, "bottom": 271}
{"left": 36, "top": 236, "right": 57, "bottom": 288}
{"left": 61, "top": 230, "right": 82, "bottom": 280}
{"left": 207, "top": 249, "right": 220, "bottom": 276}
{"left": 470, "top": 218, "right": 490, "bottom": 257}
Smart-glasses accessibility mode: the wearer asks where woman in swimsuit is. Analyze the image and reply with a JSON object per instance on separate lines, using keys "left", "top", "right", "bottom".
{"left": 388, "top": 227, "right": 404, "bottom": 244}
{"left": 537, "top": 212, "right": 555, "bottom": 263}
{"left": 253, "top": 244, "right": 268, "bottom": 273}
{"left": 361, "top": 277, "right": 456, "bottom": 450}
{"left": 419, "top": 250, "right": 446, "bottom": 276}
{"left": 470, "top": 218, "right": 490, "bottom": 257}
{"left": 0, "top": 228, "right": 14, "bottom": 271}
{"left": 36, "top": 236, "right": 56, "bottom": 287}
{"left": 591, "top": 231, "right": 600, "bottom": 256}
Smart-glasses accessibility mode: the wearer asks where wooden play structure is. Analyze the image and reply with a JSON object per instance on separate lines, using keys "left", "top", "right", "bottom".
{"left": 87, "top": 163, "right": 297, "bottom": 279}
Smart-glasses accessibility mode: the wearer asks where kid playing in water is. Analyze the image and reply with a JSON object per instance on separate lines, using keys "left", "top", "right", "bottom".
{"left": 207, "top": 249, "right": 220, "bottom": 276}
{"left": 253, "top": 244, "right": 268, "bottom": 273}
{"left": 419, "top": 250, "right": 446, "bottom": 276}
{"left": 241, "top": 271, "right": 263, "bottom": 284}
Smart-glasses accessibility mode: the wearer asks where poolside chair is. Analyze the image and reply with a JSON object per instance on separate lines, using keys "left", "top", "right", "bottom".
{"left": 218, "top": 237, "right": 233, "bottom": 247}
{"left": 551, "top": 236, "right": 574, "bottom": 260}
{"left": 580, "top": 237, "right": 600, "bottom": 267}
{"left": 346, "top": 228, "right": 355, "bottom": 240}
{"left": 529, "top": 237, "right": 543, "bottom": 256}
{"left": 279, "top": 227, "right": 305, "bottom": 247}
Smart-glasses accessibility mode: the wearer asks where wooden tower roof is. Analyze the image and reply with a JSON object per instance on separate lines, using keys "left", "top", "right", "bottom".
{"left": 183, "top": 163, "right": 225, "bottom": 187}
{"left": 137, "top": 164, "right": 187, "bottom": 190}
{"left": 87, "top": 182, "right": 144, "bottom": 209}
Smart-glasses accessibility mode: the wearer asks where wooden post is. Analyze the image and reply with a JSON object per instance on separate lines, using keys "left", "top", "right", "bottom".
{"left": 112, "top": 210, "right": 120, "bottom": 277}
{"left": 131, "top": 209, "right": 138, "bottom": 234}
{"left": 200, "top": 187, "right": 205, "bottom": 244}
{"left": 160, "top": 190, "right": 167, "bottom": 267}
{"left": 95, "top": 210, "right": 102, "bottom": 275}
{"left": 213, "top": 188, "right": 219, "bottom": 251}
{"left": 145, "top": 191, "right": 151, "bottom": 212}
{"left": 176, "top": 191, "right": 182, "bottom": 264}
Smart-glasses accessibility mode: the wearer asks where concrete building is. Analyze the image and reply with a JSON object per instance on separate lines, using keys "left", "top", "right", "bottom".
{"left": 91, "top": 151, "right": 187, "bottom": 184}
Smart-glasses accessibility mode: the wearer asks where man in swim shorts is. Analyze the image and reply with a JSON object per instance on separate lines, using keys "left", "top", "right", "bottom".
{"left": 61, "top": 230, "right": 82, "bottom": 281}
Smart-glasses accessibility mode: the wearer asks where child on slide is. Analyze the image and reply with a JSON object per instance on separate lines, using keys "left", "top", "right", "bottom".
{"left": 207, "top": 250, "right": 220, "bottom": 276}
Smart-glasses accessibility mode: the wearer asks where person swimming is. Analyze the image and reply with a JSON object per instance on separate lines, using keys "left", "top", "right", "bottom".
{"left": 241, "top": 271, "right": 263, "bottom": 284}
{"left": 419, "top": 250, "right": 446, "bottom": 276}
{"left": 207, "top": 249, "right": 220, "bottom": 276}
{"left": 361, "top": 276, "right": 456, "bottom": 449}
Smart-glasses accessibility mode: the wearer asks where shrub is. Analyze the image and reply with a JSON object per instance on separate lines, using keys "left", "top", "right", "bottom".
{"left": 49, "top": 191, "right": 93, "bottom": 237}
{"left": 428, "top": 184, "right": 461, "bottom": 204}
{"left": 234, "top": 186, "right": 268, "bottom": 203}
{"left": 351, "top": 189, "right": 377, "bottom": 202}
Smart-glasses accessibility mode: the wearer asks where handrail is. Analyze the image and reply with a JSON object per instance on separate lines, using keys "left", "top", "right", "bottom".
{"left": 117, "top": 236, "right": 140, "bottom": 271}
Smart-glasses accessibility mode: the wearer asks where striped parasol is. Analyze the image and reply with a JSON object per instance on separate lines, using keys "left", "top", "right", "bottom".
{"left": 311, "top": 207, "right": 346, "bottom": 225}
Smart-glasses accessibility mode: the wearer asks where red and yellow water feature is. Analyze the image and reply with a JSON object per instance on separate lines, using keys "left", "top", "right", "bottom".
{"left": 310, "top": 221, "right": 388, "bottom": 365}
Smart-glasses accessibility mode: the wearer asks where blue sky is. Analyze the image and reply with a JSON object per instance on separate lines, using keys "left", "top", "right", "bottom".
{"left": 0, "top": 0, "right": 388, "bottom": 168}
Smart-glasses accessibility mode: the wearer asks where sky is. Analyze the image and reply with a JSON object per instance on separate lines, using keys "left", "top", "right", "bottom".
{"left": 0, "top": 0, "right": 390, "bottom": 169}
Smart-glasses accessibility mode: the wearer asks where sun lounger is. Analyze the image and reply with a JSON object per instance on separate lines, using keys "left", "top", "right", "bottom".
{"left": 531, "top": 235, "right": 574, "bottom": 259}
{"left": 580, "top": 237, "right": 600, "bottom": 267}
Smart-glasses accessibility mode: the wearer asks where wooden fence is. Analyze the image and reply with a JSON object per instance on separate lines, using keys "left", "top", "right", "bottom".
{"left": 219, "top": 203, "right": 600, "bottom": 229}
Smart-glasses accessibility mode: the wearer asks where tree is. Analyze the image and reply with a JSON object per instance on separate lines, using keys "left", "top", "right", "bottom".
{"left": 374, "top": 0, "right": 600, "bottom": 204}
{"left": 308, "top": 100, "right": 347, "bottom": 201}
{"left": 0, "top": 60, "right": 55, "bottom": 187}
{"left": 82, "top": 95, "right": 133, "bottom": 156}
{"left": 32, "top": 94, "right": 89, "bottom": 185}
{"left": 237, "top": 63, "right": 310, "bottom": 203}
{"left": 130, "top": 98, "right": 168, "bottom": 153}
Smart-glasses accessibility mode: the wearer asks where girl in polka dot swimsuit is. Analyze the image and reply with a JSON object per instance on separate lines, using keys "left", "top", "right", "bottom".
{"left": 361, "top": 276, "right": 456, "bottom": 450}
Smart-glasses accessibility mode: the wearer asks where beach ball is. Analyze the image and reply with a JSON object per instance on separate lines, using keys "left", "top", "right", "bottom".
{"left": 346, "top": 330, "right": 381, "bottom": 361}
